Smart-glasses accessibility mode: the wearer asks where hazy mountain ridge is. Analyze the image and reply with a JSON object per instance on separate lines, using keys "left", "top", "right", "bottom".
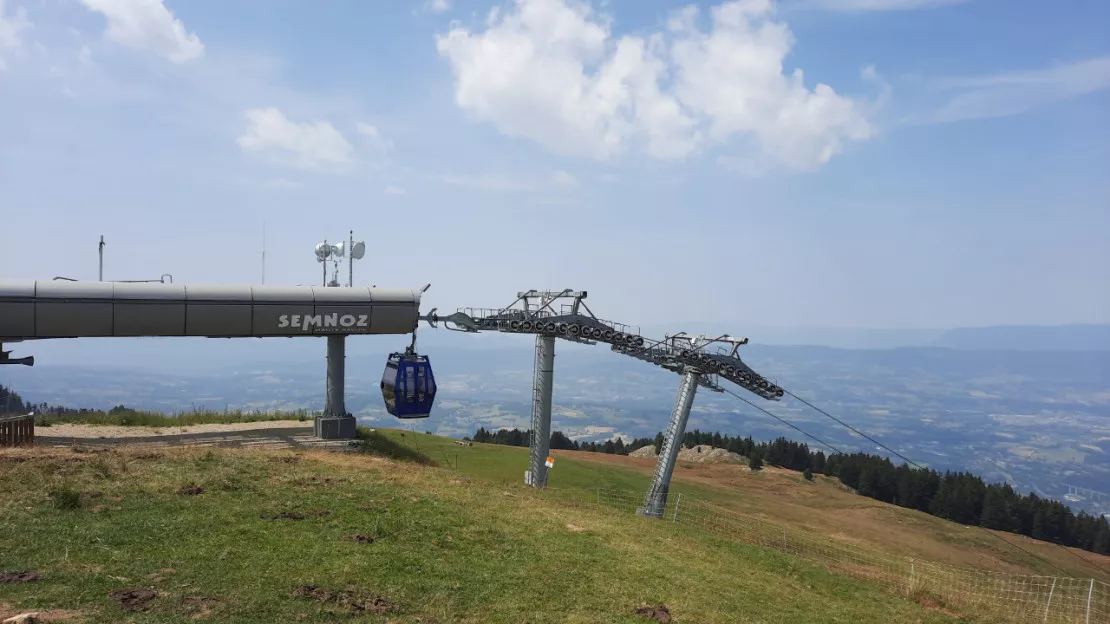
{"left": 932, "top": 324, "right": 1110, "bottom": 351}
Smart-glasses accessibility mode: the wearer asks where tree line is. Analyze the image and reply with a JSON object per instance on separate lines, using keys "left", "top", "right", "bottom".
{"left": 469, "top": 426, "right": 1110, "bottom": 555}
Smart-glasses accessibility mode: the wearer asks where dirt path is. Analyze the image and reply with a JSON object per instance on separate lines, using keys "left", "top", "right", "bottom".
{"left": 33, "top": 420, "right": 342, "bottom": 451}
{"left": 40, "top": 420, "right": 311, "bottom": 439}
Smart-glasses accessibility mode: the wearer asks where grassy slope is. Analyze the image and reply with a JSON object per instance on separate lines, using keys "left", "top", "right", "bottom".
{"left": 369, "top": 429, "right": 1110, "bottom": 584}
{"left": 0, "top": 443, "right": 968, "bottom": 624}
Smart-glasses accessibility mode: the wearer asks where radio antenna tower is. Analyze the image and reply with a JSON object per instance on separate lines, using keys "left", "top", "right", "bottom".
{"left": 261, "top": 222, "right": 267, "bottom": 285}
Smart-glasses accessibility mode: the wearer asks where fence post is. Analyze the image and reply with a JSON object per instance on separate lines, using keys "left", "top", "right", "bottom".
{"left": 1043, "top": 577, "right": 1057, "bottom": 623}
{"left": 1086, "top": 578, "right": 1094, "bottom": 624}
{"left": 672, "top": 493, "right": 682, "bottom": 523}
{"left": 909, "top": 558, "right": 915, "bottom": 595}
{"left": 782, "top": 528, "right": 787, "bottom": 550}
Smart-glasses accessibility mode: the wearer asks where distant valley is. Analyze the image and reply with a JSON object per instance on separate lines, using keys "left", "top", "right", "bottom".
{"left": 3, "top": 325, "right": 1108, "bottom": 516}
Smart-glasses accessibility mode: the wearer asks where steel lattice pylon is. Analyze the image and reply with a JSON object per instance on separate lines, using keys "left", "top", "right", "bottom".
{"left": 422, "top": 292, "right": 784, "bottom": 492}
{"left": 638, "top": 367, "right": 700, "bottom": 517}
{"left": 527, "top": 334, "right": 555, "bottom": 487}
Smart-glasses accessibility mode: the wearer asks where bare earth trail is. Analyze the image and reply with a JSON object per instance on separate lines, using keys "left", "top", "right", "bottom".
{"left": 34, "top": 421, "right": 331, "bottom": 451}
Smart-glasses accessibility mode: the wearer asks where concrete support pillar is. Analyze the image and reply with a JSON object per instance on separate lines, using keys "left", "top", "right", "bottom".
{"left": 315, "top": 334, "right": 356, "bottom": 439}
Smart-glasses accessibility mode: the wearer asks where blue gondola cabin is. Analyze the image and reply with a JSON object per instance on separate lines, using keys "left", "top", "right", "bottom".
{"left": 381, "top": 351, "right": 437, "bottom": 419}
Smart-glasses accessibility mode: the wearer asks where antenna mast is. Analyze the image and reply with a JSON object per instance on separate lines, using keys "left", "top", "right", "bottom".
{"left": 98, "top": 235, "right": 105, "bottom": 281}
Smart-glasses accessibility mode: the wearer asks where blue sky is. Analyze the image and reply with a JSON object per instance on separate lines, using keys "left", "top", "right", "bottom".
{"left": 1, "top": 0, "right": 1107, "bottom": 331}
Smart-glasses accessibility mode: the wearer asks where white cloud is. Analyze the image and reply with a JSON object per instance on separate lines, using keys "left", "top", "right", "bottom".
{"left": 435, "top": 169, "right": 579, "bottom": 191}
{"left": 811, "top": 0, "right": 969, "bottom": 11}
{"left": 356, "top": 122, "right": 394, "bottom": 151}
{"left": 435, "top": 0, "right": 877, "bottom": 171}
{"left": 79, "top": 0, "right": 204, "bottom": 64}
{"left": 237, "top": 107, "right": 354, "bottom": 172}
{"left": 0, "top": 0, "right": 31, "bottom": 71}
{"left": 384, "top": 185, "right": 407, "bottom": 195}
{"left": 427, "top": 0, "right": 451, "bottom": 13}
{"left": 921, "top": 57, "right": 1110, "bottom": 124}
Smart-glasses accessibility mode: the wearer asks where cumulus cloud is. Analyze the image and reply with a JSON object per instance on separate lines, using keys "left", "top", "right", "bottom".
{"left": 80, "top": 0, "right": 204, "bottom": 64}
{"left": 356, "top": 122, "right": 395, "bottom": 151}
{"left": 237, "top": 107, "right": 354, "bottom": 172}
{"left": 811, "top": 0, "right": 969, "bottom": 11}
{"left": 427, "top": 0, "right": 452, "bottom": 13}
{"left": 435, "top": 0, "right": 877, "bottom": 171}
{"left": 922, "top": 56, "right": 1110, "bottom": 124}
{"left": 0, "top": 0, "right": 31, "bottom": 71}
{"left": 384, "top": 185, "right": 407, "bottom": 195}
{"left": 436, "top": 169, "right": 579, "bottom": 191}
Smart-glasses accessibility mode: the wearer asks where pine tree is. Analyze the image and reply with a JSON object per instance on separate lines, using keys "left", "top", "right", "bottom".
{"left": 1094, "top": 525, "right": 1110, "bottom": 555}
{"left": 858, "top": 467, "right": 879, "bottom": 497}
{"left": 749, "top": 454, "right": 763, "bottom": 471}
{"left": 803, "top": 467, "right": 813, "bottom": 481}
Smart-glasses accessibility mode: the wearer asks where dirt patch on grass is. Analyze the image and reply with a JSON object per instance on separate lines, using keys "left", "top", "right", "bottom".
{"left": 0, "top": 604, "right": 83, "bottom": 622}
{"left": 305, "top": 509, "right": 330, "bottom": 517}
{"left": 87, "top": 504, "right": 122, "bottom": 513}
{"left": 0, "top": 572, "right": 40, "bottom": 584}
{"left": 290, "top": 584, "right": 397, "bottom": 614}
{"left": 916, "top": 596, "right": 965, "bottom": 619}
{"left": 270, "top": 455, "right": 301, "bottom": 464}
{"left": 181, "top": 596, "right": 221, "bottom": 619}
{"left": 109, "top": 588, "right": 158, "bottom": 612}
{"left": 565, "top": 524, "right": 587, "bottom": 533}
{"left": 633, "top": 604, "right": 672, "bottom": 623}
{"left": 177, "top": 486, "right": 204, "bottom": 496}
{"left": 829, "top": 562, "right": 892, "bottom": 583}
{"left": 341, "top": 534, "right": 375, "bottom": 543}
{"left": 260, "top": 512, "right": 305, "bottom": 520}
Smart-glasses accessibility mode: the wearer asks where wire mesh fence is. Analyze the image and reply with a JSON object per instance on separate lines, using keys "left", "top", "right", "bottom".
{"left": 536, "top": 487, "right": 1109, "bottom": 624}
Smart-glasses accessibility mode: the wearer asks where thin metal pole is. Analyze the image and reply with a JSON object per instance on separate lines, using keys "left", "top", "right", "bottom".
{"left": 672, "top": 493, "right": 682, "bottom": 522}
{"left": 1086, "top": 578, "right": 1094, "bottom": 624}
{"left": 348, "top": 230, "right": 354, "bottom": 288}
{"left": 98, "top": 235, "right": 104, "bottom": 281}
{"left": 1043, "top": 577, "right": 1056, "bottom": 623}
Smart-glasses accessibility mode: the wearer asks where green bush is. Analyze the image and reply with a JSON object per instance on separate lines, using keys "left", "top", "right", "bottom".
{"left": 48, "top": 483, "right": 82, "bottom": 510}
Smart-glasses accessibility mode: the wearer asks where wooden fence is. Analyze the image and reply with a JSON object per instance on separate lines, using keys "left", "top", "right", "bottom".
{"left": 0, "top": 413, "right": 34, "bottom": 447}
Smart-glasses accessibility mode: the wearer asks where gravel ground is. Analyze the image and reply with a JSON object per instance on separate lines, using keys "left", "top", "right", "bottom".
{"left": 37, "top": 420, "right": 312, "bottom": 439}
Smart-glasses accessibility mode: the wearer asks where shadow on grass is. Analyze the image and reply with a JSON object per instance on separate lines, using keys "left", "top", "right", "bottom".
{"left": 355, "top": 428, "right": 437, "bottom": 466}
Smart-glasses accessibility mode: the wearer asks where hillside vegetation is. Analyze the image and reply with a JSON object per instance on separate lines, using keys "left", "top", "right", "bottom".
{"left": 0, "top": 438, "right": 972, "bottom": 624}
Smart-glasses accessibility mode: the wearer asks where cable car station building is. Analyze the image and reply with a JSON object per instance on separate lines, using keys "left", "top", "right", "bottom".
{"left": 0, "top": 279, "right": 435, "bottom": 438}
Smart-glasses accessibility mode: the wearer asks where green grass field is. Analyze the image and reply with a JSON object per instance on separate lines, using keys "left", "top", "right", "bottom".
{"left": 0, "top": 433, "right": 972, "bottom": 623}
{"left": 361, "top": 428, "right": 719, "bottom": 497}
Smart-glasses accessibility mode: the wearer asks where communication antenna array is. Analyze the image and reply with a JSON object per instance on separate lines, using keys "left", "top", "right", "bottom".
{"left": 314, "top": 231, "right": 366, "bottom": 287}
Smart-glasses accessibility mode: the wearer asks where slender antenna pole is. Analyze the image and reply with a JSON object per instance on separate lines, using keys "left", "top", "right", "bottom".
{"left": 261, "top": 222, "right": 267, "bottom": 285}
{"left": 98, "top": 235, "right": 105, "bottom": 281}
{"left": 348, "top": 229, "right": 354, "bottom": 288}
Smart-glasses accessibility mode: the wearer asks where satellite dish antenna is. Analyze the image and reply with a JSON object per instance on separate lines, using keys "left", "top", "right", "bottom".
{"left": 350, "top": 241, "right": 365, "bottom": 260}
{"left": 332, "top": 241, "right": 346, "bottom": 258}
{"left": 314, "top": 242, "right": 332, "bottom": 263}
